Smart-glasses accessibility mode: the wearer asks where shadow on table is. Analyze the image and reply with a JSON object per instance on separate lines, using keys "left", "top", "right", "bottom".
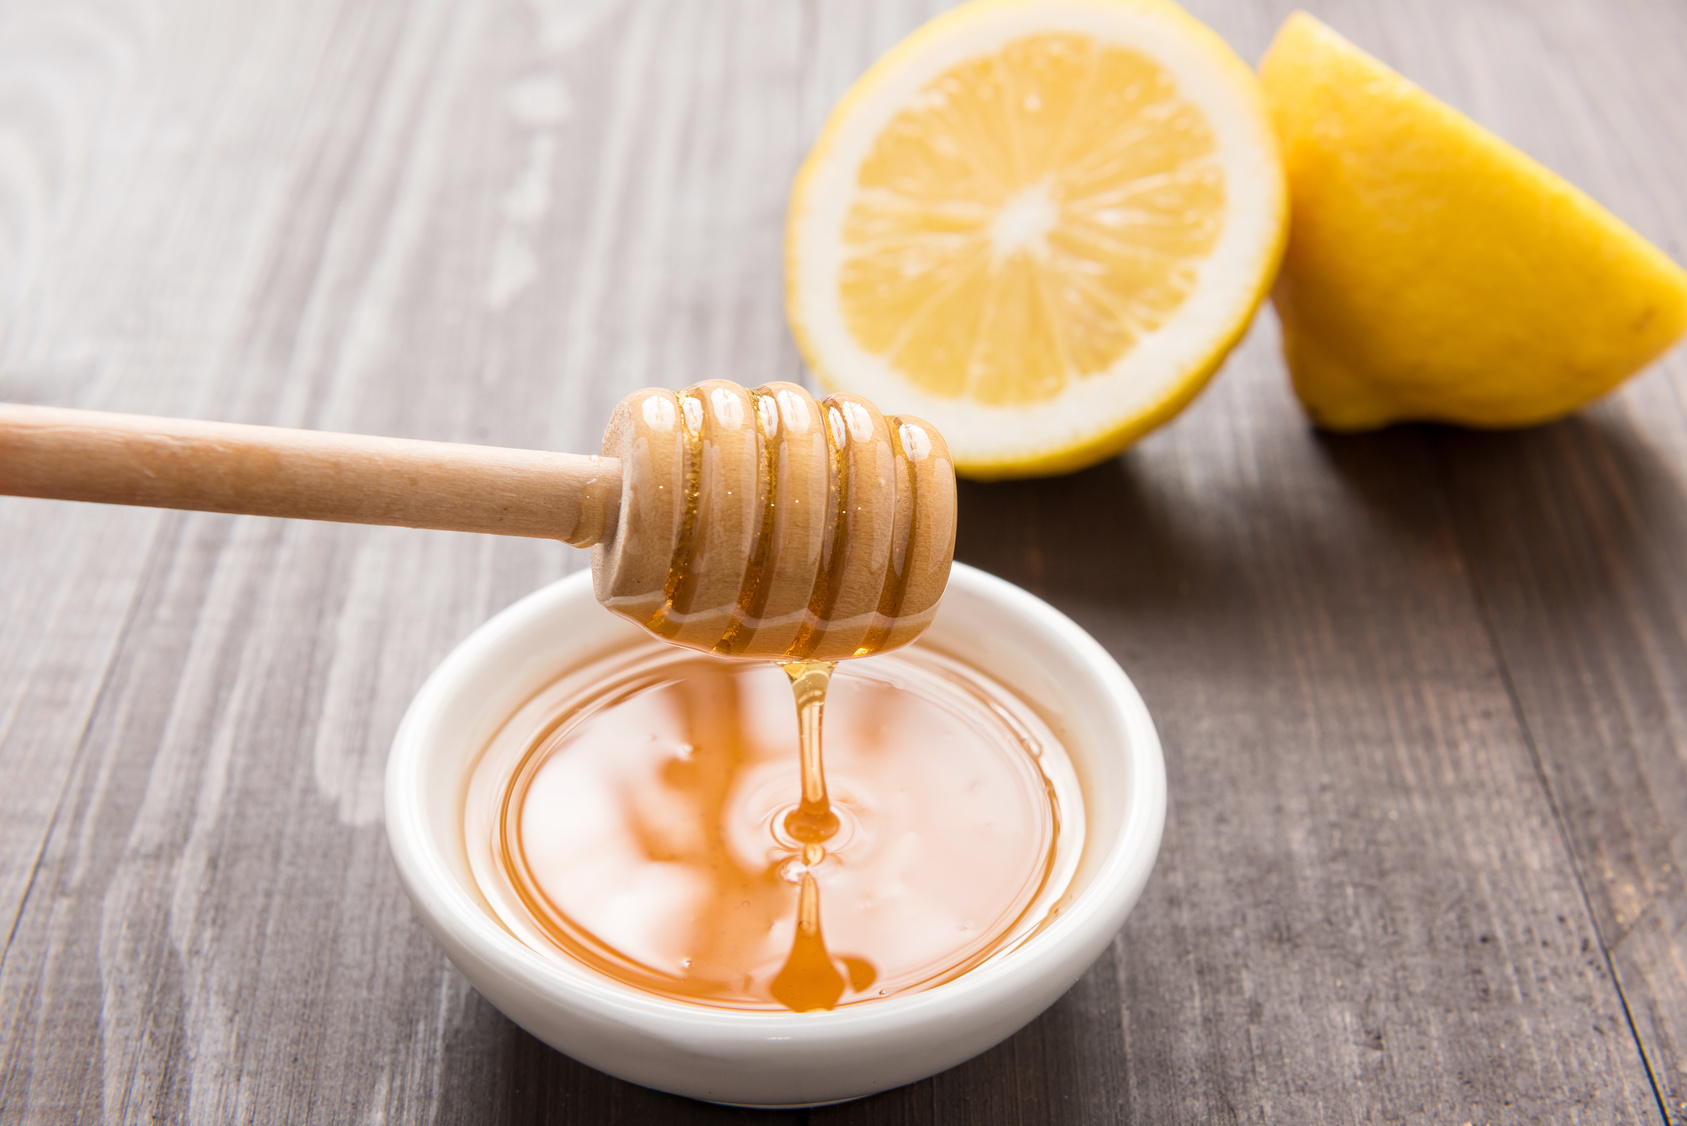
{"left": 947, "top": 409, "right": 1687, "bottom": 666}
{"left": 1313, "top": 411, "right": 1685, "bottom": 608}
{"left": 432, "top": 942, "right": 1126, "bottom": 1124}
{"left": 952, "top": 453, "right": 1253, "bottom": 631}
{"left": 431, "top": 996, "right": 791, "bottom": 1124}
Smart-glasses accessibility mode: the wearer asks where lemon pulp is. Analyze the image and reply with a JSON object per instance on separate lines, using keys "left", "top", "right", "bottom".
{"left": 839, "top": 33, "right": 1225, "bottom": 408}
{"left": 787, "top": 0, "right": 1285, "bottom": 479}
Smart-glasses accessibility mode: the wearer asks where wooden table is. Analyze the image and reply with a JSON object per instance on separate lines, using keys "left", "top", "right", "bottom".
{"left": 3, "top": 0, "right": 1686, "bottom": 1121}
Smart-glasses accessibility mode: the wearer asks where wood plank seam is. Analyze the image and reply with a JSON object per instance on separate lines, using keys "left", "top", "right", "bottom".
{"left": 0, "top": 510, "right": 168, "bottom": 968}
{"left": 1431, "top": 430, "right": 1675, "bottom": 1124}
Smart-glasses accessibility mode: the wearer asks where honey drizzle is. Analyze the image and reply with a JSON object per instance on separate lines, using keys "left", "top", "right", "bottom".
{"left": 634, "top": 392, "right": 904, "bottom": 1004}
{"left": 640, "top": 388, "right": 931, "bottom": 661}
{"left": 772, "top": 658, "right": 856, "bottom": 1009}
{"left": 779, "top": 660, "right": 841, "bottom": 849}
{"left": 770, "top": 872, "right": 849, "bottom": 1012}
{"left": 857, "top": 419, "right": 919, "bottom": 656}
{"left": 715, "top": 390, "right": 779, "bottom": 656}
{"left": 787, "top": 404, "right": 849, "bottom": 660}
{"left": 646, "top": 391, "right": 706, "bottom": 639}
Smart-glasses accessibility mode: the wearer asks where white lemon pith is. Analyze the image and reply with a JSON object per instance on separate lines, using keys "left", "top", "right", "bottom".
{"left": 787, "top": 0, "right": 1286, "bottom": 479}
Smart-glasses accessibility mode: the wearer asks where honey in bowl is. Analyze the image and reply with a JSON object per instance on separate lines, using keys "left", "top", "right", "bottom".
{"left": 464, "top": 642, "right": 1084, "bottom": 1012}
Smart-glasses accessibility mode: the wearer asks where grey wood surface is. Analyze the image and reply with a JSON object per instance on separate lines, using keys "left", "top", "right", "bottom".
{"left": 2, "top": 0, "right": 1686, "bottom": 1122}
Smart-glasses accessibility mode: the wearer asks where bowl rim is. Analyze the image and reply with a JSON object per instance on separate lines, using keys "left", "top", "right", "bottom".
{"left": 385, "top": 562, "right": 1166, "bottom": 1045}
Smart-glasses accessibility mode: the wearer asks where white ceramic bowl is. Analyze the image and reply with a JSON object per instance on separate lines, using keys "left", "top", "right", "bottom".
{"left": 385, "top": 563, "right": 1165, "bottom": 1107}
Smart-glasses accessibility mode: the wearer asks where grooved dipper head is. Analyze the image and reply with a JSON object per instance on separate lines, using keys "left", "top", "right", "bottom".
{"left": 592, "top": 381, "right": 956, "bottom": 661}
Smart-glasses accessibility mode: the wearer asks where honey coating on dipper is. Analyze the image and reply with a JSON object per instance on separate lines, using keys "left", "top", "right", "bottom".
{"left": 591, "top": 382, "right": 955, "bottom": 661}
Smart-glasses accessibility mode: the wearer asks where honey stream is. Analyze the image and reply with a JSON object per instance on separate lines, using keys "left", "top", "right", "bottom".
{"left": 770, "top": 660, "right": 852, "bottom": 1011}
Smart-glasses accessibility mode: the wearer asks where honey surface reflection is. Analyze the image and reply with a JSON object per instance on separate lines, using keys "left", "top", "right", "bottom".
{"left": 465, "top": 645, "right": 1084, "bottom": 1012}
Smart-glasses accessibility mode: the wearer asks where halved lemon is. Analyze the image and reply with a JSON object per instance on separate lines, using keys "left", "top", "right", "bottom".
{"left": 786, "top": 0, "right": 1286, "bottom": 478}
{"left": 1261, "top": 12, "right": 1687, "bottom": 431}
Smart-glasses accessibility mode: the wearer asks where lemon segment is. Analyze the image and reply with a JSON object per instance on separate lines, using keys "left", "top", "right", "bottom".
{"left": 788, "top": 0, "right": 1286, "bottom": 479}
{"left": 1260, "top": 12, "right": 1687, "bottom": 431}
{"left": 840, "top": 34, "right": 1225, "bottom": 408}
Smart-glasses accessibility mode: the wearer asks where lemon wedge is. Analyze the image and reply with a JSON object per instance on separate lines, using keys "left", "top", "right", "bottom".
{"left": 1261, "top": 12, "right": 1687, "bottom": 431}
{"left": 786, "top": 0, "right": 1286, "bottom": 478}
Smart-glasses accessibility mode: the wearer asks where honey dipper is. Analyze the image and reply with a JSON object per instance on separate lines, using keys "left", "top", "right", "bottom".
{"left": 0, "top": 381, "right": 955, "bottom": 661}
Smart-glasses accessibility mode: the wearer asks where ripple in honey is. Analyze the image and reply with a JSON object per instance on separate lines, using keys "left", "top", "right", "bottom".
{"left": 464, "top": 644, "right": 1084, "bottom": 1012}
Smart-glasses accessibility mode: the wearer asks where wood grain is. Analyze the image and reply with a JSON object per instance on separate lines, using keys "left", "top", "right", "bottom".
{"left": 0, "top": 406, "right": 621, "bottom": 543}
{"left": 3, "top": 0, "right": 1687, "bottom": 1123}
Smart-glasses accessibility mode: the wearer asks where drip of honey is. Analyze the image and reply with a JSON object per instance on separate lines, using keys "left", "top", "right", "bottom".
{"left": 770, "top": 659, "right": 849, "bottom": 1012}
{"left": 779, "top": 660, "right": 841, "bottom": 852}
{"left": 464, "top": 643, "right": 1083, "bottom": 1013}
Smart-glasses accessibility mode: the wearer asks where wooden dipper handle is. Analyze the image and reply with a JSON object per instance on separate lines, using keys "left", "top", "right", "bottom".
{"left": 0, "top": 383, "right": 958, "bottom": 662}
{"left": 0, "top": 405, "right": 621, "bottom": 546}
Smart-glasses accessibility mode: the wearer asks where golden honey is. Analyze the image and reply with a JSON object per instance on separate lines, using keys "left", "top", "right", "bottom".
{"left": 464, "top": 643, "right": 1083, "bottom": 1012}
